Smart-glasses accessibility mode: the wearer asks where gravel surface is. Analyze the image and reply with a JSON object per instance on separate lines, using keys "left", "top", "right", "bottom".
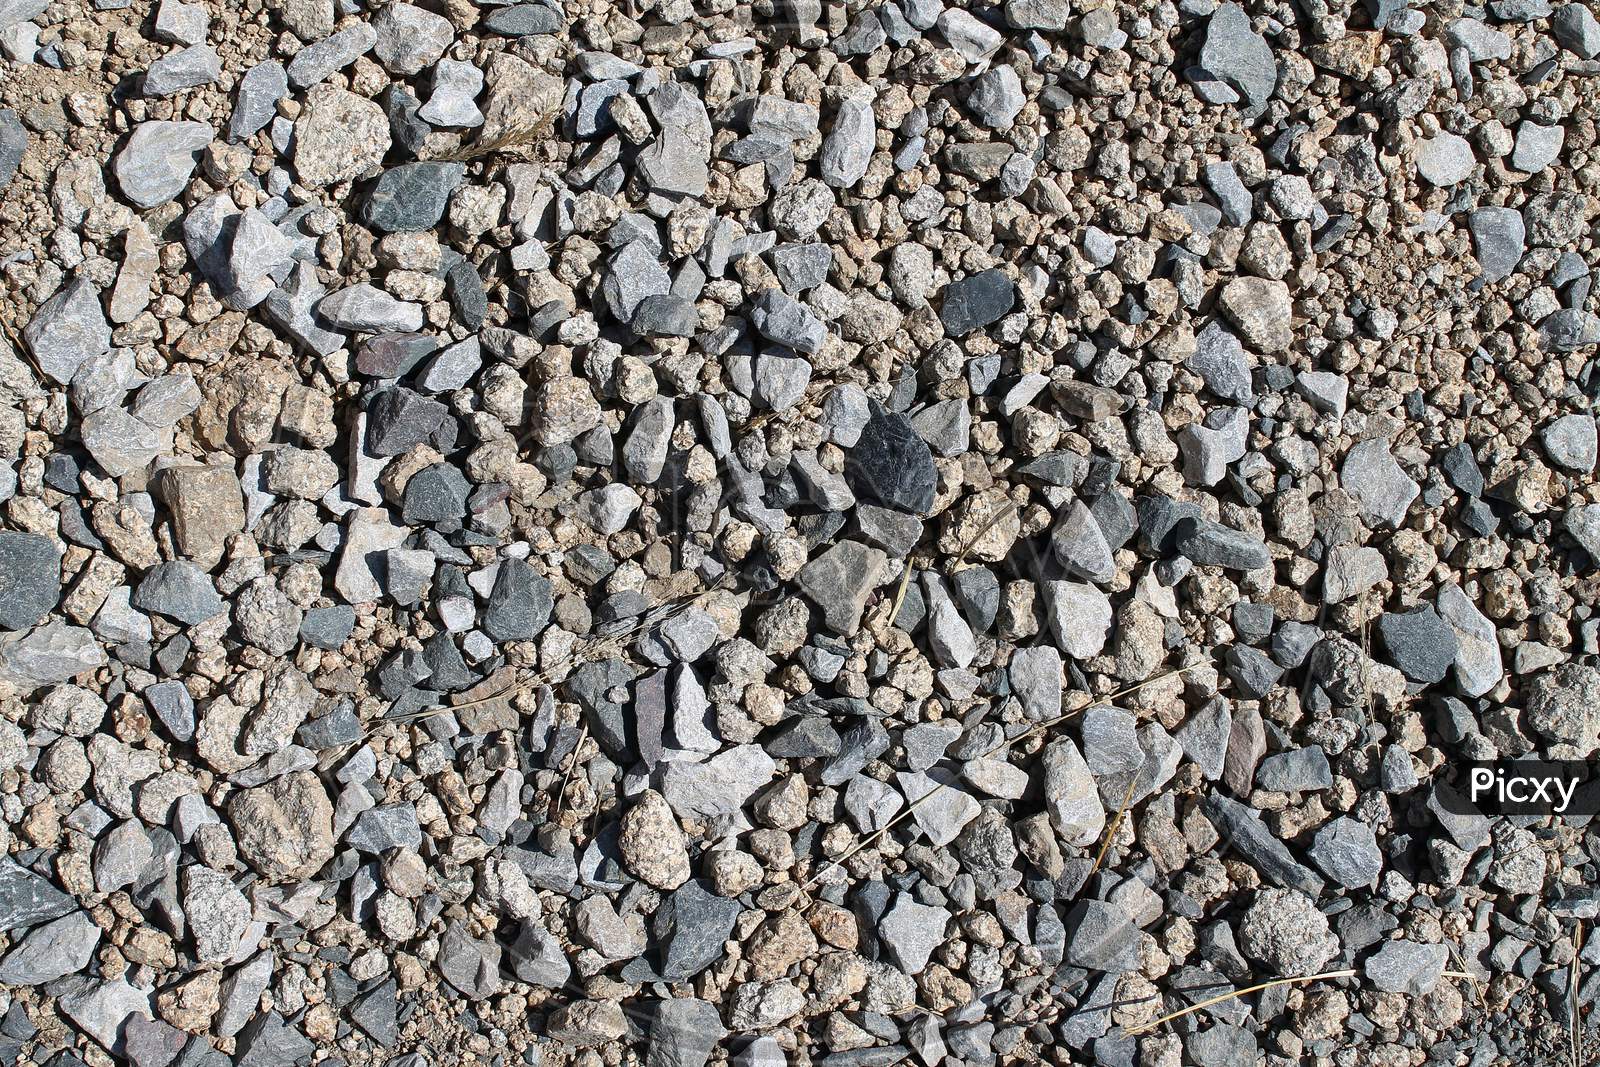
{"left": 0, "top": 0, "right": 1598, "bottom": 1066}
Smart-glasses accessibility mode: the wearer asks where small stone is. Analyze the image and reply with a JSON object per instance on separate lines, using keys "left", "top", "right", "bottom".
{"left": 1525, "top": 664, "right": 1600, "bottom": 754}
{"left": 1554, "top": 3, "right": 1600, "bottom": 56}
{"left": 133, "top": 562, "right": 223, "bottom": 626}
{"left": 362, "top": 162, "right": 466, "bottom": 233}
{"left": 1238, "top": 887, "right": 1339, "bottom": 977}
{"left": 1199, "top": 3, "right": 1277, "bottom": 108}
{"left": 1172, "top": 517, "right": 1270, "bottom": 571}
{"left": 1364, "top": 940, "right": 1449, "bottom": 995}
{"left": 1542, "top": 413, "right": 1597, "bottom": 472}
{"left": 293, "top": 85, "right": 390, "bottom": 189}
{"left": 366, "top": 387, "right": 449, "bottom": 456}
{"left": 796, "top": 541, "right": 885, "bottom": 634}
{"left": 181, "top": 867, "right": 250, "bottom": 964}
{"left": 113, "top": 121, "right": 213, "bottom": 209}
{"left": 480, "top": 5, "right": 561, "bottom": 35}
{"left": 1468, "top": 207, "right": 1525, "bottom": 283}
{"left": 1217, "top": 276, "right": 1293, "bottom": 352}
{"left": 966, "top": 65, "right": 1024, "bottom": 128}
{"left": 286, "top": 22, "right": 376, "bottom": 89}
{"left": 619, "top": 789, "right": 691, "bottom": 890}
{"left": 1189, "top": 321, "right": 1254, "bottom": 402}
{"left": 879, "top": 894, "right": 949, "bottom": 975}
{"left": 143, "top": 43, "right": 220, "bottom": 96}
{"left": 941, "top": 269, "right": 1015, "bottom": 336}
{"left": 482, "top": 558, "right": 553, "bottom": 642}
{"left": 228, "top": 61, "right": 289, "bottom": 142}
{"left": 1307, "top": 816, "right": 1382, "bottom": 889}
{"left": 1436, "top": 583, "right": 1503, "bottom": 697}
{"left": 1512, "top": 121, "right": 1564, "bottom": 174}
{"left": 0, "top": 531, "right": 60, "bottom": 630}
{"left": 419, "top": 59, "right": 485, "bottom": 128}
{"left": 1064, "top": 899, "right": 1141, "bottom": 973}
{"left": 1341, "top": 438, "right": 1418, "bottom": 528}
{"left": 750, "top": 288, "right": 826, "bottom": 354}
{"left": 372, "top": 3, "right": 453, "bottom": 75}
{"left": 0, "top": 910, "right": 100, "bottom": 984}
{"left": 1415, "top": 132, "right": 1475, "bottom": 186}
{"left": 820, "top": 96, "right": 875, "bottom": 188}
{"left": 845, "top": 402, "right": 939, "bottom": 514}
{"left": 896, "top": 768, "right": 981, "bottom": 847}
{"left": 437, "top": 921, "right": 503, "bottom": 1000}
{"left": 228, "top": 771, "right": 335, "bottom": 881}
{"left": 1375, "top": 606, "right": 1458, "bottom": 684}
{"left": 23, "top": 277, "right": 111, "bottom": 385}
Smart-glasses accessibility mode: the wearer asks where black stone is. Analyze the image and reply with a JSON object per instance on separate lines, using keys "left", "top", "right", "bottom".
{"left": 356, "top": 333, "right": 439, "bottom": 379}
{"left": 402, "top": 463, "right": 470, "bottom": 527}
{"left": 845, "top": 401, "right": 938, "bottom": 514}
{"left": 481, "top": 558, "right": 553, "bottom": 642}
{"left": 1376, "top": 606, "right": 1458, "bottom": 684}
{"left": 940, "top": 268, "right": 1015, "bottom": 336}
{"left": 366, "top": 387, "right": 449, "bottom": 457}
{"left": 0, "top": 531, "right": 60, "bottom": 630}
{"left": 361, "top": 163, "right": 466, "bottom": 233}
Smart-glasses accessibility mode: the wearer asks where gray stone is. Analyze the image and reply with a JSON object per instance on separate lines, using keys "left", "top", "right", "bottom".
{"left": 1064, "top": 899, "right": 1141, "bottom": 973}
{"left": 372, "top": 3, "right": 453, "bottom": 75}
{"left": 750, "top": 288, "right": 826, "bottom": 354}
{"left": 1468, "top": 206, "right": 1525, "bottom": 283}
{"left": 1295, "top": 370, "right": 1348, "bottom": 416}
{"left": 362, "top": 162, "right": 466, "bottom": 233}
{"left": 1189, "top": 322, "right": 1253, "bottom": 403}
{"left": 347, "top": 802, "right": 423, "bottom": 852}
{"left": 821, "top": 96, "right": 875, "bottom": 188}
{"left": 1541, "top": 309, "right": 1600, "bottom": 352}
{"left": 941, "top": 269, "right": 1015, "bottom": 336}
{"left": 1554, "top": 3, "right": 1600, "bottom": 56}
{"left": 1415, "top": 133, "right": 1475, "bottom": 186}
{"left": 797, "top": 541, "right": 885, "bottom": 633}
{"left": 143, "top": 43, "right": 220, "bottom": 96}
{"left": 57, "top": 977, "right": 152, "bottom": 1055}
{"left": 879, "top": 894, "right": 949, "bottom": 975}
{"left": 419, "top": 58, "right": 485, "bottom": 128}
{"left": 181, "top": 866, "right": 250, "bottom": 963}
{"left": 646, "top": 998, "right": 726, "bottom": 1067}
{"left": 1009, "top": 646, "right": 1062, "bottom": 720}
{"left": 1341, "top": 438, "right": 1418, "bottom": 528}
{"left": 1307, "top": 816, "right": 1382, "bottom": 889}
{"left": 23, "top": 277, "right": 110, "bottom": 385}
{"left": 1202, "top": 795, "right": 1325, "bottom": 896}
{"left": 133, "top": 562, "right": 223, "bottom": 625}
{"left": 1375, "top": 606, "right": 1458, "bottom": 684}
{"left": 1256, "top": 746, "right": 1332, "bottom": 791}
{"left": 318, "top": 283, "right": 424, "bottom": 333}
{"left": 1041, "top": 738, "right": 1103, "bottom": 847}
{"left": 0, "top": 909, "right": 100, "bottom": 983}
{"left": 897, "top": 768, "right": 981, "bottom": 847}
{"left": 1044, "top": 579, "right": 1113, "bottom": 660}
{"left": 481, "top": 4, "right": 561, "bottom": 35}
{"left": 659, "top": 745, "right": 776, "bottom": 820}
{"left": 0, "top": 109, "right": 23, "bottom": 192}
{"left": 114, "top": 121, "right": 213, "bottom": 209}
{"left": 1542, "top": 413, "right": 1597, "bottom": 472}
{"left": 0, "top": 531, "right": 59, "bottom": 630}
{"left": 1512, "top": 121, "right": 1564, "bottom": 174}
{"left": 286, "top": 22, "right": 375, "bottom": 89}
{"left": 366, "top": 387, "right": 448, "bottom": 456}
{"left": 1199, "top": 3, "right": 1277, "bottom": 108}
{"left": 1364, "top": 939, "right": 1448, "bottom": 995}
{"left": 1436, "top": 583, "right": 1503, "bottom": 697}
{"left": 0, "top": 855, "right": 75, "bottom": 930}
{"left": 229, "top": 61, "right": 289, "bottom": 142}
{"left": 967, "top": 65, "right": 1024, "bottom": 128}
{"left": 1051, "top": 500, "right": 1115, "bottom": 583}
{"left": 1172, "top": 517, "right": 1270, "bottom": 571}
{"left": 0, "top": 623, "right": 107, "bottom": 685}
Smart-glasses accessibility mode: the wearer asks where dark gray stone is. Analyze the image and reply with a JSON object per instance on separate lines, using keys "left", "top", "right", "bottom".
{"left": 132, "top": 562, "right": 224, "bottom": 625}
{"left": 845, "top": 401, "right": 938, "bottom": 514}
{"left": 940, "top": 268, "right": 1015, "bottom": 336}
{"left": 0, "top": 531, "right": 61, "bottom": 630}
{"left": 1375, "top": 606, "right": 1458, "bottom": 684}
{"left": 361, "top": 162, "right": 466, "bottom": 233}
{"left": 482, "top": 558, "right": 553, "bottom": 643}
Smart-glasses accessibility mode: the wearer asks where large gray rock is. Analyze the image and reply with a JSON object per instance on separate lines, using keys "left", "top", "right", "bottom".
{"left": 113, "top": 121, "right": 213, "bottom": 209}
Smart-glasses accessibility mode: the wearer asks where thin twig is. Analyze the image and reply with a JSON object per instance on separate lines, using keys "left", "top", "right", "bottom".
{"left": 1574, "top": 922, "right": 1585, "bottom": 1067}
{"left": 803, "top": 662, "right": 1200, "bottom": 889}
{"left": 1092, "top": 772, "right": 1140, "bottom": 876}
{"left": 1125, "top": 968, "right": 1479, "bottom": 1035}
{"left": 433, "top": 110, "right": 557, "bottom": 162}
{"left": 552, "top": 721, "right": 589, "bottom": 821}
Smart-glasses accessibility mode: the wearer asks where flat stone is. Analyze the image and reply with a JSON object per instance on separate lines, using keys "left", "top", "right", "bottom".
{"left": 286, "top": 22, "right": 375, "bottom": 89}
{"left": 157, "top": 465, "right": 244, "bottom": 568}
{"left": 482, "top": 557, "right": 553, "bottom": 642}
{"left": 1436, "top": 583, "right": 1503, "bottom": 697}
{"left": 1415, "top": 132, "right": 1475, "bottom": 186}
{"left": 941, "top": 269, "right": 1015, "bottom": 336}
{"left": 1307, "top": 815, "right": 1382, "bottom": 889}
{"left": 0, "top": 909, "right": 100, "bottom": 983}
{"left": 1172, "top": 517, "right": 1270, "bottom": 571}
{"left": 1189, "top": 321, "right": 1254, "bottom": 402}
{"left": 845, "top": 402, "right": 938, "bottom": 514}
{"left": 1364, "top": 939, "right": 1448, "bottom": 995}
{"left": 366, "top": 387, "right": 449, "bottom": 456}
{"left": 293, "top": 85, "right": 390, "bottom": 188}
{"left": 1468, "top": 206, "right": 1525, "bottom": 283}
{"left": 23, "top": 277, "right": 111, "bottom": 385}
{"left": 229, "top": 61, "right": 289, "bottom": 142}
{"left": 181, "top": 866, "right": 249, "bottom": 963}
{"left": 1043, "top": 580, "right": 1113, "bottom": 659}
{"left": 57, "top": 977, "right": 152, "bottom": 1055}
{"left": 1217, "top": 276, "right": 1292, "bottom": 352}
{"left": 1199, "top": 3, "right": 1277, "bottom": 108}
{"left": 1203, "top": 795, "right": 1324, "bottom": 896}
{"left": 361, "top": 162, "right": 466, "bottom": 233}
{"left": 437, "top": 921, "right": 502, "bottom": 1000}
{"left": 114, "top": 121, "right": 213, "bottom": 209}
{"left": 1375, "top": 606, "right": 1458, "bottom": 684}
{"left": 750, "top": 288, "right": 826, "bottom": 354}
{"left": 0, "top": 531, "right": 60, "bottom": 630}
{"left": 1041, "top": 739, "right": 1103, "bottom": 847}
{"left": 1341, "top": 438, "right": 1418, "bottom": 528}
{"left": 820, "top": 96, "right": 875, "bottom": 187}
{"left": 1064, "top": 899, "right": 1141, "bottom": 973}
{"left": 143, "top": 43, "right": 220, "bottom": 96}
{"left": 318, "top": 283, "right": 424, "bottom": 333}
{"left": 879, "top": 894, "right": 949, "bottom": 975}
{"left": 897, "top": 768, "right": 981, "bottom": 847}
{"left": 132, "top": 562, "right": 223, "bottom": 625}
{"left": 1542, "top": 413, "right": 1597, "bottom": 472}
{"left": 659, "top": 745, "right": 777, "bottom": 820}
